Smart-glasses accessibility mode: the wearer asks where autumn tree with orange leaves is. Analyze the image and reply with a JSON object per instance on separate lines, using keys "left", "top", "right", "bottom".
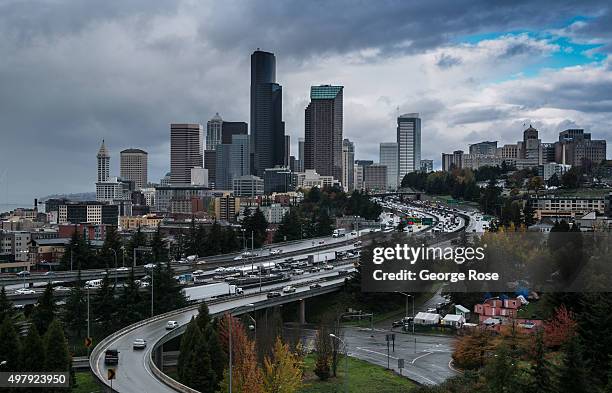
{"left": 544, "top": 304, "right": 576, "bottom": 349}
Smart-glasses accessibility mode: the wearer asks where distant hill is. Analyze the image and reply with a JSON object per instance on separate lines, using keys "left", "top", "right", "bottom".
{"left": 40, "top": 192, "right": 96, "bottom": 202}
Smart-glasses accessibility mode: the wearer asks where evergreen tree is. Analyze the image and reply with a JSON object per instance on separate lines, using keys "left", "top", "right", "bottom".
{"left": 60, "top": 227, "right": 91, "bottom": 270}
{"left": 205, "top": 221, "right": 223, "bottom": 256}
{"left": 555, "top": 336, "right": 587, "bottom": 393}
{"left": 243, "top": 207, "right": 268, "bottom": 248}
{"left": 0, "top": 317, "right": 21, "bottom": 371}
{"left": 21, "top": 325, "right": 45, "bottom": 371}
{"left": 273, "top": 210, "right": 302, "bottom": 242}
{"left": 31, "top": 283, "right": 56, "bottom": 335}
{"left": 44, "top": 319, "right": 71, "bottom": 372}
{"left": 316, "top": 209, "right": 334, "bottom": 237}
{"left": 186, "top": 218, "right": 198, "bottom": 257}
{"left": 547, "top": 173, "right": 560, "bottom": 187}
{"left": 62, "top": 272, "right": 86, "bottom": 338}
{"left": 99, "top": 225, "right": 122, "bottom": 269}
{"left": 0, "top": 286, "right": 15, "bottom": 322}
{"left": 178, "top": 318, "right": 217, "bottom": 392}
{"left": 530, "top": 330, "right": 554, "bottom": 393}
{"left": 523, "top": 201, "right": 536, "bottom": 227}
{"left": 205, "top": 324, "right": 225, "bottom": 389}
{"left": 151, "top": 224, "right": 168, "bottom": 263}
{"left": 117, "top": 267, "right": 145, "bottom": 326}
{"left": 92, "top": 274, "right": 116, "bottom": 336}
{"left": 152, "top": 262, "right": 187, "bottom": 315}
{"left": 128, "top": 226, "right": 148, "bottom": 265}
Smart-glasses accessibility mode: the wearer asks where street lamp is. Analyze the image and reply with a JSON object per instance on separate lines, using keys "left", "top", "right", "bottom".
{"left": 330, "top": 334, "right": 348, "bottom": 393}
{"left": 397, "top": 292, "right": 415, "bottom": 335}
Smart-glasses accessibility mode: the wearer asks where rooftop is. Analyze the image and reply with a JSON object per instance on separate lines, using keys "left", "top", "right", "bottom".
{"left": 310, "top": 85, "right": 343, "bottom": 100}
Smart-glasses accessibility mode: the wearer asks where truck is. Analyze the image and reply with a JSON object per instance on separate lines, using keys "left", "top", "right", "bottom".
{"left": 308, "top": 251, "right": 336, "bottom": 265}
{"left": 182, "top": 282, "right": 243, "bottom": 301}
{"left": 332, "top": 228, "right": 347, "bottom": 238}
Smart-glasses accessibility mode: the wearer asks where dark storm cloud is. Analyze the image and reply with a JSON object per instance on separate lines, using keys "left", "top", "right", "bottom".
{"left": 199, "top": 0, "right": 605, "bottom": 58}
{"left": 0, "top": 0, "right": 611, "bottom": 203}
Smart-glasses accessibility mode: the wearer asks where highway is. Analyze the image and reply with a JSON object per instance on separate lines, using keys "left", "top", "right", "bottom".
{"left": 88, "top": 197, "right": 485, "bottom": 392}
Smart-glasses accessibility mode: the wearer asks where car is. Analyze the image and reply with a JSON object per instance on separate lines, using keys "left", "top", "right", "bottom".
{"left": 233, "top": 256, "right": 243, "bottom": 261}
{"left": 166, "top": 321, "right": 179, "bottom": 330}
{"left": 43, "top": 271, "right": 55, "bottom": 276}
{"left": 15, "top": 288, "right": 36, "bottom": 295}
{"left": 104, "top": 349, "right": 119, "bottom": 365}
{"left": 318, "top": 240, "right": 325, "bottom": 245}
{"left": 116, "top": 266, "right": 129, "bottom": 272}
{"left": 292, "top": 269, "right": 304, "bottom": 275}
{"left": 323, "top": 264, "right": 334, "bottom": 270}
{"left": 282, "top": 286, "right": 296, "bottom": 293}
{"left": 139, "top": 281, "right": 150, "bottom": 288}
{"left": 270, "top": 249, "right": 282, "bottom": 255}
{"left": 133, "top": 338, "right": 147, "bottom": 349}
{"left": 53, "top": 286, "right": 70, "bottom": 292}
{"left": 214, "top": 267, "right": 226, "bottom": 273}
{"left": 310, "top": 283, "right": 322, "bottom": 289}
{"left": 267, "top": 291, "right": 282, "bottom": 298}
{"left": 309, "top": 267, "right": 320, "bottom": 273}
{"left": 392, "top": 320, "right": 404, "bottom": 328}
{"left": 144, "top": 263, "right": 156, "bottom": 270}
{"left": 16, "top": 270, "right": 30, "bottom": 277}
{"left": 426, "top": 307, "right": 437, "bottom": 313}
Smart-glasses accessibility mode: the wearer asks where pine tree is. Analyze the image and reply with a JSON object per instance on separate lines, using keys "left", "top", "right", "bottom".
{"left": 530, "top": 330, "right": 554, "bottom": 393}
{"left": 274, "top": 210, "right": 302, "bottom": 242}
{"left": 316, "top": 209, "right": 334, "bottom": 237}
{"left": 100, "top": 225, "right": 122, "bottom": 269}
{"left": 243, "top": 207, "right": 268, "bottom": 248}
{"left": 0, "top": 286, "right": 15, "bottom": 323}
{"left": 151, "top": 224, "right": 168, "bottom": 263}
{"left": 0, "top": 317, "right": 21, "bottom": 371}
{"left": 555, "top": 335, "right": 587, "bottom": 393}
{"left": 205, "top": 324, "right": 225, "bottom": 389}
{"left": 117, "top": 267, "right": 144, "bottom": 326}
{"left": 92, "top": 274, "right": 116, "bottom": 336}
{"left": 128, "top": 226, "right": 147, "bottom": 265}
{"left": 44, "top": 319, "right": 71, "bottom": 372}
{"left": 31, "top": 283, "right": 56, "bottom": 335}
{"left": 21, "top": 325, "right": 45, "bottom": 371}
{"left": 62, "top": 270, "right": 86, "bottom": 338}
{"left": 152, "top": 262, "right": 187, "bottom": 315}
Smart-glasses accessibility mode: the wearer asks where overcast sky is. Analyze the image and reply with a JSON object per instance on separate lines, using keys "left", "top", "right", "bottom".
{"left": 1, "top": 0, "right": 611, "bottom": 205}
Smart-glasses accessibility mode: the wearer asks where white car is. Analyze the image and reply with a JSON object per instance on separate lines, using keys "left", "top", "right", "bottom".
{"left": 282, "top": 286, "right": 296, "bottom": 293}
{"left": 323, "top": 264, "right": 334, "bottom": 270}
{"left": 116, "top": 267, "right": 129, "bottom": 272}
{"left": 53, "top": 286, "right": 71, "bottom": 292}
{"left": 270, "top": 249, "right": 282, "bottom": 255}
{"left": 133, "top": 338, "right": 147, "bottom": 349}
{"left": 15, "top": 288, "right": 36, "bottom": 295}
{"left": 144, "top": 263, "right": 156, "bottom": 270}
{"left": 292, "top": 269, "right": 304, "bottom": 275}
{"left": 214, "top": 267, "right": 226, "bottom": 273}
{"left": 233, "top": 256, "right": 243, "bottom": 261}
{"left": 166, "top": 321, "right": 179, "bottom": 330}
{"left": 193, "top": 269, "right": 205, "bottom": 275}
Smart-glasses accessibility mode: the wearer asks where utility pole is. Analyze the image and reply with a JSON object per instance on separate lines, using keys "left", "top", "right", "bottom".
{"left": 151, "top": 266, "right": 154, "bottom": 317}
{"left": 87, "top": 286, "right": 90, "bottom": 359}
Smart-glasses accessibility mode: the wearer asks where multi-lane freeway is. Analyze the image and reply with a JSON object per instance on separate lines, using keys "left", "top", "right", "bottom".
{"left": 82, "top": 197, "right": 487, "bottom": 392}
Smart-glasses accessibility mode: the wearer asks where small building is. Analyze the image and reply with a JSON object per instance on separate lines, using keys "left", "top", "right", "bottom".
{"left": 474, "top": 297, "right": 522, "bottom": 324}
{"left": 414, "top": 312, "right": 440, "bottom": 325}
{"left": 455, "top": 304, "right": 470, "bottom": 319}
{"left": 442, "top": 314, "right": 465, "bottom": 328}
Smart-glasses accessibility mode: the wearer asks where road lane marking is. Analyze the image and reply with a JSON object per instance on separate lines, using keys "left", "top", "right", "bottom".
{"left": 354, "top": 347, "right": 399, "bottom": 360}
{"left": 411, "top": 351, "right": 433, "bottom": 364}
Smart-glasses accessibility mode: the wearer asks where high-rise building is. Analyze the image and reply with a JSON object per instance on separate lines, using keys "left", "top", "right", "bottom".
{"left": 264, "top": 167, "right": 297, "bottom": 194}
{"left": 233, "top": 175, "right": 264, "bottom": 197}
{"left": 120, "top": 148, "right": 148, "bottom": 189}
{"left": 363, "top": 165, "right": 388, "bottom": 192}
{"left": 353, "top": 160, "right": 373, "bottom": 191}
{"left": 304, "top": 85, "right": 344, "bottom": 181}
{"left": 215, "top": 134, "right": 250, "bottom": 190}
{"left": 469, "top": 141, "right": 498, "bottom": 156}
{"left": 206, "top": 113, "right": 223, "bottom": 150}
{"left": 97, "top": 139, "right": 110, "bottom": 182}
{"left": 170, "top": 123, "right": 203, "bottom": 184}
{"left": 298, "top": 137, "right": 305, "bottom": 172}
{"left": 520, "top": 125, "right": 542, "bottom": 166}
{"left": 342, "top": 139, "right": 355, "bottom": 192}
{"left": 221, "top": 121, "right": 248, "bottom": 145}
{"left": 284, "top": 135, "right": 291, "bottom": 167}
{"left": 442, "top": 150, "right": 464, "bottom": 171}
{"left": 420, "top": 159, "right": 433, "bottom": 173}
{"left": 555, "top": 129, "right": 607, "bottom": 166}
{"left": 204, "top": 150, "right": 216, "bottom": 188}
{"left": 379, "top": 142, "right": 398, "bottom": 190}
{"left": 397, "top": 113, "right": 421, "bottom": 182}
{"left": 250, "top": 50, "right": 285, "bottom": 177}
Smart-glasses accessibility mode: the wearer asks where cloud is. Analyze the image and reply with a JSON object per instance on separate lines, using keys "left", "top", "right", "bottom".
{"left": 0, "top": 1, "right": 610, "bottom": 202}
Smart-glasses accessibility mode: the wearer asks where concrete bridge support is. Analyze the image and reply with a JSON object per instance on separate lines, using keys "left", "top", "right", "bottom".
{"left": 299, "top": 299, "right": 306, "bottom": 324}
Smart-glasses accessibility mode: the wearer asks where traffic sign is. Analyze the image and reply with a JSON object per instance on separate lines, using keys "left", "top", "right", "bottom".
{"left": 398, "top": 358, "right": 405, "bottom": 369}
{"left": 107, "top": 369, "right": 116, "bottom": 380}
{"left": 84, "top": 337, "right": 93, "bottom": 348}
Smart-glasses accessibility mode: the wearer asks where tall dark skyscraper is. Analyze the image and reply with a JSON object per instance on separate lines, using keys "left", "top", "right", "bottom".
{"left": 304, "top": 85, "right": 344, "bottom": 181}
{"left": 221, "top": 121, "right": 248, "bottom": 145}
{"left": 250, "top": 50, "right": 285, "bottom": 177}
{"left": 170, "top": 123, "right": 203, "bottom": 184}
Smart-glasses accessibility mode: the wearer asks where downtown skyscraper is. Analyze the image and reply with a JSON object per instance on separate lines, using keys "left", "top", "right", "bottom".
{"left": 397, "top": 113, "right": 421, "bottom": 183}
{"left": 380, "top": 142, "right": 398, "bottom": 190}
{"left": 170, "top": 123, "right": 203, "bottom": 184}
{"left": 304, "top": 85, "right": 344, "bottom": 182}
{"left": 250, "top": 50, "right": 285, "bottom": 177}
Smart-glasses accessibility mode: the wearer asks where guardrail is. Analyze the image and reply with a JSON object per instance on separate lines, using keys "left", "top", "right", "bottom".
{"left": 148, "top": 282, "right": 345, "bottom": 393}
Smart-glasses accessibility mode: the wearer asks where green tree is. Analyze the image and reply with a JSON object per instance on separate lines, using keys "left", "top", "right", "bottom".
{"left": 99, "top": 225, "right": 122, "bottom": 269}
{"left": 316, "top": 209, "right": 334, "bottom": 237}
{"left": 31, "top": 283, "right": 56, "bottom": 335}
{"left": 547, "top": 173, "right": 560, "bottom": 187}
{"left": 60, "top": 227, "right": 92, "bottom": 270}
{"left": 313, "top": 328, "right": 331, "bottom": 381}
{"left": 152, "top": 262, "right": 187, "bottom": 315}
{"left": 62, "top": 273, "right": 86, "bottom": 338}
{"left": 0, "top": 286, "right": 15, "bottom": 322}
{"left": 273, "top": 210, "right": 302, "bottom": 242}
{"left": 92, "top": 274, "right": 116, "bottom": 336}
{"left": 555, "top": 336, "right": 587, "bottom": 393}
{"left": 151, "top": 224, "right": 168, "bottom": 263}
{"left": 21, "top": 325, "right": 45, "bottom": 371}
{"left": 523, "top": 201, "right": 536, "bottom": 227}
{"left": 44, "top": 319, "right": 71, "bottom": 372}
{"left": 243, "top": 207, "right": 268, "bottom": 248}
{"left": 530, "top": 330, "right": 554, "bottom": 393}
{"left": 0, "top": 317, "right": 21, "bottom": 371}
{"left": 127, "top": 226, "right": 148, "bottom": 265}
{"left": 177, "top": 317, "right": 217, "bottom": 392}
{"left": 561, "top": 167, "right": 581, "bottom": 189}
{"left": 116, "top": 267, "right": 145, "bottom": 326}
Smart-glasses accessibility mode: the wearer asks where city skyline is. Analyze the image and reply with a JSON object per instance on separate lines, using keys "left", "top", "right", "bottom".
{"left": 1, "top": 1, "right": 612, "bottom": 203}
